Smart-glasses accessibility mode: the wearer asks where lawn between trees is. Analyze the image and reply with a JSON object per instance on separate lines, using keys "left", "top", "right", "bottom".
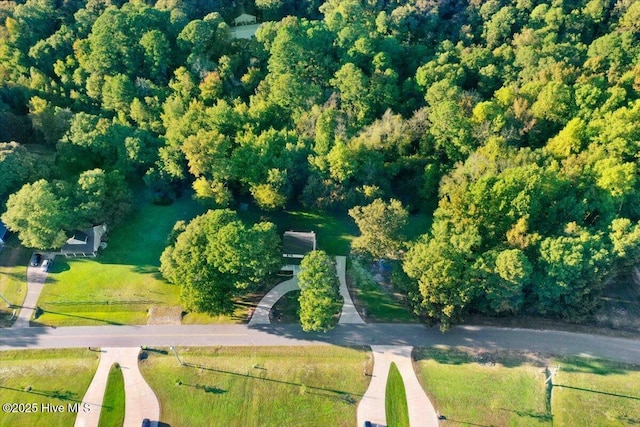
{"left": 34, "top": 194, "right": 204, "bottom": 326}
{"left": 29, "top": 186, "right": 414, "bottom": 327}
{"left": 0, "top": 349, "right": 98, "bottom": 427}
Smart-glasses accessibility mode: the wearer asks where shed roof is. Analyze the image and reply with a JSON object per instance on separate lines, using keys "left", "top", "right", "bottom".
{"left": 283, "top": 231, "right": 316, "bottom": 258}
{"left": 234, "top": 13, "right": 257, "bottom": 24}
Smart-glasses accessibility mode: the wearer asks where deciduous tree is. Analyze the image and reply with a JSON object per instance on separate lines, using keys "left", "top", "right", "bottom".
{"left": 160, "top": 210, "right": 281, "bottom": 314}
{"left": 298, "top": 250, "right": 342, "bottom": 332}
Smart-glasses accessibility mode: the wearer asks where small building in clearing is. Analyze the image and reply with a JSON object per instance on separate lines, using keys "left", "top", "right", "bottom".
{"left": 282, "top": 231, "right": 316, "bottom": 260}
{"left": 61, "top": 224, "right": 107, "bottom": 257}
{"left": 234, "top": 13, "right": 257, "bottom": 26}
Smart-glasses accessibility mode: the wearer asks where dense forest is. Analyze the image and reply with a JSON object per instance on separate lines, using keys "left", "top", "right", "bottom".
{"left": 1, "top": 0, "right": 639, "bottom": 329}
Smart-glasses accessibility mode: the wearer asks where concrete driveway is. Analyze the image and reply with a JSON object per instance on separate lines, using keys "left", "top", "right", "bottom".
{"left": 75, "top": 347, "right": 160, "bottom": 427}
{"left": 12, "top": 252, "right": 55, "bottom": 328}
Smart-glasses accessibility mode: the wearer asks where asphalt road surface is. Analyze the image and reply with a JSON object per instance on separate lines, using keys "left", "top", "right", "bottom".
{"left": 1, "top": 323, "right": 639, "bottom": 364}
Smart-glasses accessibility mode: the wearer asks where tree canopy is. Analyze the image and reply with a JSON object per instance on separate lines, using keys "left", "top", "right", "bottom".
{"left": 1, "top": 0, "right": 639, "bottom": 327}
{"left": 297, "top": 250, "right": 342, "bottom": 332}
{"left": 159, "top": 209, "right": 281, "bottom": 314}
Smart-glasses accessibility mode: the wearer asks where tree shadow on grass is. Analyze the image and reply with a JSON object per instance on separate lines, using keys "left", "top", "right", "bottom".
{"left": 32, "top": 309, "right": 124, "bottom": 325}
{"left": 47, "top": 260, "right": 70, "bottom": 274}
{"left": 498, "top": 407, "right": 553, "bottom": 422}
{"left": 557, "top": 356, "right": 635, "bottom": 375}
{"left": 179, "top": 382, "right": 226, "bottom": 394}
{"left": 412, "top": 347, "right": 545, "bottom": 369}
{"left": 0, "top": 385, "right": 83, "bottom": 403}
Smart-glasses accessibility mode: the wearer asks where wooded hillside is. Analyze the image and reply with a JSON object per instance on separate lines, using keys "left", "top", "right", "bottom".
{"left": 1, "top": 0, "right": 639, "bottom": 327}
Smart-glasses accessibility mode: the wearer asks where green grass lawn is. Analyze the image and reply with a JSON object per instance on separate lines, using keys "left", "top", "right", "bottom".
{"left": 35, "top": 194, "right": 206, "bottom": 326}
{"left": 386, "top": 362, "right": 410, "bottom": 427}
{"left": 415, "top": 348, "right": 551, "bottom": 426}
{"left": 0, "top": 349, "right": 99, "bottom": 427}
{"left": 0, "top": 240, "right": 29, "bottom": 327}
{"left": 238, "top": 205, "right": 359, "bottom": 256}
{"left": 140, "top": 346, "right": 371, "bottom": 427}
{"left": 98, "top": 363, "right": 125, "bottom": 427}
{"left": 551, "top": 357, "right": 640, "bottom": 426}
{"left": 347, "top": 258, "right": 415, "bottom": 323}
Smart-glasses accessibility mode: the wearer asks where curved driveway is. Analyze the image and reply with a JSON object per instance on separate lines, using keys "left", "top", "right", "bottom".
{"left": 1, "top": 324, "right": 639, "bottom": 364}
{"left": 357, "top": 346, "right": 439, "bottom": 427}
{"left": 75, "top": 347, "right": 160, "bottom": 427}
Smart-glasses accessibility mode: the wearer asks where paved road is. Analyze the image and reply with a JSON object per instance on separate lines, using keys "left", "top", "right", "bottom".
{"left": 1, "top": 324, "right": 639, "bottom": 364}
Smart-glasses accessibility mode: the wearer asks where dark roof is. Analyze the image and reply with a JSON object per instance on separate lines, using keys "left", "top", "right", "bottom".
{"left": 283, "top": 231, "right": 316, "bottom": 257}
{"left": 61, "top": 225, "right": 106, "bottom": 254}
{"left": 66, "top": 231, "right": 88, "bottom": 244}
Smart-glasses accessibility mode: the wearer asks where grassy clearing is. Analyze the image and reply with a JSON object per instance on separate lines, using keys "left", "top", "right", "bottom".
{"left": 0, "top": 349, "right": 99, "bottom": 427}
{"left": 98, "top": 363, "right": 125, "bottom": 427}
{"left": 238, "top": 205, "right": 358, "bottom": 256}
{"left": 0, "top": 240, "right": 29, "bottom": 327}
{"left": 414, "top": 348, "right": 550, "bottom": 426}
{"left": 386, "top": 362, "right": 410, "bottom": 427}
{"left": 140, "top": 346, "right": 371, "bottom": 427}
{"left": 36, "top": 194, "right": 206, "bottom": 326}
{"left": 347, "top": 259, "right": 414, "bottom": 323}
{"left": 551, "top": 357, "right": 640, "bottom": 426}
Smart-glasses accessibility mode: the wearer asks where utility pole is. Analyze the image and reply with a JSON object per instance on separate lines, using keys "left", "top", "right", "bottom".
{"left": 170, "top": 346, "right": 184, "bottom": 366}
{"left": 0, "top": 291, "right": 11, "bottom": 308}
{"left": 545, "top": 365, "right": 560, "bottom": 384}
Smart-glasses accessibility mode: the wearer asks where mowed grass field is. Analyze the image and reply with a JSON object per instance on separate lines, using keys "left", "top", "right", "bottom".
{"left": 414, "top": 348, "right": 551, "bottom": 426}
{"left": 552, "top": 357, "right": 640, "bottom": 426}
{"left": 415, "top": 348, "right": 640, "bottom": 426}
{"left": 0, "top": 240, "right": 29, "bottom": 326}
{"left": 140, "top": 346, "right": 372, "bottom": 427}
{"left": 36, "top": 194, "right": 205, "bottom": 326}
{"left": 0, "top": 349, "right": 98, "bottom": 427}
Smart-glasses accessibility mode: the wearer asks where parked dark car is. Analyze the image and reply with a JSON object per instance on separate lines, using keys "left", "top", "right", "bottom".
{"left": 141, "top": 419, "right": 150, "bottom": 427}
{"left": 29, "top": 253, "right": 42, "bottom": 267}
